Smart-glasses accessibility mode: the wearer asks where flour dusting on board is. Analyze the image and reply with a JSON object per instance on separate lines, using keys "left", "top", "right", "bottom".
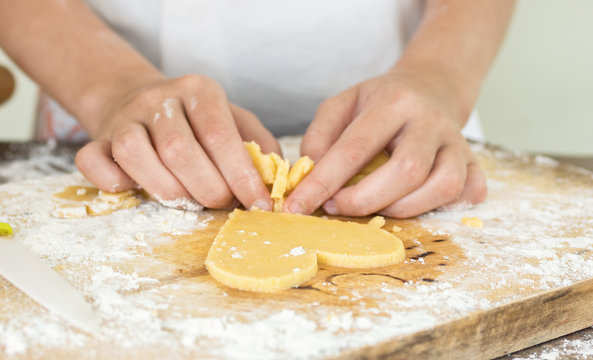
{"left": 510, "top": 329, "right": 593, "bottom": 360}
{"left": 1, "top": 139, "right": 593, "bottom": 358}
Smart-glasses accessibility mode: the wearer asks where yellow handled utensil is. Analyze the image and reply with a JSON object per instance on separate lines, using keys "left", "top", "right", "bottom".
{"left": 0, "top": 222, "right": 13, "bottom": 236}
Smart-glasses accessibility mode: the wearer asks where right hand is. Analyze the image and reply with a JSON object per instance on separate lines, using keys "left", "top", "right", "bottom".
{"left": 75, "top": 74, "right": 280, "bottom": 211}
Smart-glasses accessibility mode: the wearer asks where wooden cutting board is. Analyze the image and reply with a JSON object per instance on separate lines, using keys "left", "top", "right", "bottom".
{"left": 1, "top": 140, "right": 593, "bottom": 359}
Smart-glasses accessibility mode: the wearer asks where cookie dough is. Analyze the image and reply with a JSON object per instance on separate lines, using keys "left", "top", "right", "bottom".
{"left": 345, "top": 152, "right": 390, "bottom": 187}
{"left": 52, "top": 186, "right": 141, "bottom": 218}
{"left": 461, "top": 217, "right": 483, "bottom": 228}
{"left": 205, "top": 209, "right": 405, "bottom": 292}
{"left": 206, "top": 143, "right": 405, "bottom": 292}
{"left": 244, "top": 141, "right": 314, "bottom": 212}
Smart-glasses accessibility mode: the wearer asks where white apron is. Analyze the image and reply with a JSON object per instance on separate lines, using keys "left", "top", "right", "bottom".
{"left": 36, "top": 0, "right": 483, "bottom": 141}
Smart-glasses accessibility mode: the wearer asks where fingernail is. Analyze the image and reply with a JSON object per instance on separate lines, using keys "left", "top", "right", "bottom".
{"left": 252, "top": 198, "right": 272, "bottom": 211}
{"left": 286, "top": 201, "right": 303, "bottom": 214}
{"left": 323, "top": 199, "right": 338, "bottom": 215}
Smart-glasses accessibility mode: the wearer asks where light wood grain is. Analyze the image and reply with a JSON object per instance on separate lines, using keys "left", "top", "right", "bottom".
{"left": 2, "top": 141, "right": 593, "bottom": 359}
{"left": 337, "top": 278, "right": 593, "bottom": 359}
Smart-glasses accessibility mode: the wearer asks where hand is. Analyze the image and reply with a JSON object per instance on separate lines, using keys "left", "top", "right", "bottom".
{"left": 75, "top": 74, "right": 280, "bottom": 211}
{"left": 285, "top": 67, "right": 487, "bottom": 218}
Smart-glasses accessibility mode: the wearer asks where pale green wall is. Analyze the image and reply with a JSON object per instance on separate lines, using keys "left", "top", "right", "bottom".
{"left": 478, "top": 0, "right": 593, "bottom": 155}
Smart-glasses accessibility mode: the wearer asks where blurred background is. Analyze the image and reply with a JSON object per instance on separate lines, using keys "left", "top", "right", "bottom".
{"left": 1, "top": 0, "right": 592, "bottom": 155}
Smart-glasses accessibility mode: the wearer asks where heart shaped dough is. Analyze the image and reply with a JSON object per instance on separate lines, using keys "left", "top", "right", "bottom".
{"left": 205, "top": 209, "right": 405, "bottom": 292}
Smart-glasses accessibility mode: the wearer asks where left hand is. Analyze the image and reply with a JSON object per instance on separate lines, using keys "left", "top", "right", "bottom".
{"left": 284, "top": 67, "right": 487, "bottom": 218}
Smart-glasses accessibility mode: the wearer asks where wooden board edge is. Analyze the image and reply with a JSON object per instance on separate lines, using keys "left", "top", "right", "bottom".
{"left": 333, "top": 278, "right": 593, "bottom": 360}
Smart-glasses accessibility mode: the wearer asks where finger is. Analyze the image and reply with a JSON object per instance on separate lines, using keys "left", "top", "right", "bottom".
{"left": 184, "top": 83, "right": 273, "bottom": 211}
{"left": 323, "top": 127, "right": 440, "bottom": 216}
{"left": 111, "top": 122, "right": 194, "bottom": 204}
{"left": 75, "top": 140, "right": 136, "bottom": 192}
{"left": 229, "top": 103, "right": 281, "bottom": 155}
{"left": 444, "top": 162, "right": 488, "bottom": 208}
{"left": 378, "top": 145, "right": 469, "bottom": 218}
{"left": 148, "top": 98, "right": 235, "bottom": 209}
{"left": 285, "top": 104, "right": 403, "bottom": 215}
{"left": 301, "top": 87, "right": 358, "bottom": 161}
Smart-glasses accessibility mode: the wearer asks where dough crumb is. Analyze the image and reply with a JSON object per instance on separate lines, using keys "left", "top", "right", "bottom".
{"left": 391, "top": 225, "right": 402, "bottom": 233}
{"left": 368, "top": 216, "right": 386, "bottom": 228}
{"left": 461, "top": 216, "right": 483, "bottom": 228}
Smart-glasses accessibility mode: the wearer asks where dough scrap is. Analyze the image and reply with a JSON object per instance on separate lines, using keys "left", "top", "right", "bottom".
{"left": 205, "top": 209, "right": 405, "bottom": 292}
{"left": 244, "top": 141, "right": 314, "bottom": 212}
{"left": 287, "top": 156, "right": 314, "bottom": 192}
{"left": 461, "top": 216, "right": 483, "bottom": 228}
{"left": 270, "top": 153, "right": 290, "bottom": 212}
{"left": 368, "top": 216, "right": 386, "bottom": 228}
{"left": 244, "top": 141, "right": 276, "bottom": 185}
{"left": 52, "top": 186, "right": 141, "bottom": 218}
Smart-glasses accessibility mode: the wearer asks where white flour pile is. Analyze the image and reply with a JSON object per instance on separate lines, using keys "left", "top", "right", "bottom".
{"left": 1, "top": 140, "right": 593, "bottom": 359}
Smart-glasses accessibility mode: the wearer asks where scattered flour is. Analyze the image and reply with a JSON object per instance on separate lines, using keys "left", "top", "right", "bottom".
{"left": 1, "top": 140, "right": 593, "bottom": 359}
{"left": 509, "top": 329, "right": 593, "bottom": 360}
{"left": 162, "top": 98, "right": 176, "bottom": 119}
{"left": 289, "top": 246, "right": 306, "bottom": 256}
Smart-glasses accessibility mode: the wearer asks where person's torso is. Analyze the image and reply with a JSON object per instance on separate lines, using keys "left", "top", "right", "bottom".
{"left": 37, "top": 1, "right": 429, "bottom": 139}
{"left": 88, "top": 0, "right": 424, "bottom": 135}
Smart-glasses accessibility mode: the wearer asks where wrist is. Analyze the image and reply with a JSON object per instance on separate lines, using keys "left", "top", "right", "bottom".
{"left": 390, "top": 55, "right": 479, "bottom": 127}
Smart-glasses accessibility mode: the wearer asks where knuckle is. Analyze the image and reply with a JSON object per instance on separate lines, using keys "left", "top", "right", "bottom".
{"left": 199, "top": 186, "right": 233, "bottom": 209}
{"left": 396, "top": 156, "right": 427, "bottom": 187}
{"left": 179, "top": 74, "right": 223, "bottom": 94}
{"left": 112, "top": 125, "right": 143, "bottom": 161}
{"left": 134, "top": 87, "right": 163, "bottom": 106}
{"left": 228, "top": 171, "right": 253, "bottom": 191}
{"left": 435, "top": 169, "right": 465, "bottom": 200}
{"left": 200, "top": 124, "right": 234, "bottom": 151}
{"left": 341, "top": 193, "right": 372, "bottom": 217}
{"left": 381, "top": 86, "right": 409, "bottom": 105}
{"left": 158, "top": 134, "right": 191, "bottom": 167}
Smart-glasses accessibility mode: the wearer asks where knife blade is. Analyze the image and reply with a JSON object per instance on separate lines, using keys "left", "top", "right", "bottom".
{"left": 0, "top": 235, "right": 100, "bottom": 334}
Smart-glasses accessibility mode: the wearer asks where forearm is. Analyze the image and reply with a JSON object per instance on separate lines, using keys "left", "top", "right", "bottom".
{"left": 394, "top": 0, "right": 515, "bottom": 123}
{"left": 0, "top": 0, "right": 164, "bottom": 137}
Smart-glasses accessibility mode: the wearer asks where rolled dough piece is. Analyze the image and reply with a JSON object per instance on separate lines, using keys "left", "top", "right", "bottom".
{"left": 205, "top": 209, "right": 405, "bottom": 292}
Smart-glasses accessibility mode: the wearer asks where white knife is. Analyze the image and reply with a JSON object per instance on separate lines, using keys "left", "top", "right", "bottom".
{"left": 0, "top": 235, "right": 100, "bottom": 334}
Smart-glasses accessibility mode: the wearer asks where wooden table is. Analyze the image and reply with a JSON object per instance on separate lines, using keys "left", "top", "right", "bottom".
{"left": 496, "top": 155, "right": 593, "bottom": 359}
{"left": 1, "top": 141, "right": 593, "bottom": 359}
